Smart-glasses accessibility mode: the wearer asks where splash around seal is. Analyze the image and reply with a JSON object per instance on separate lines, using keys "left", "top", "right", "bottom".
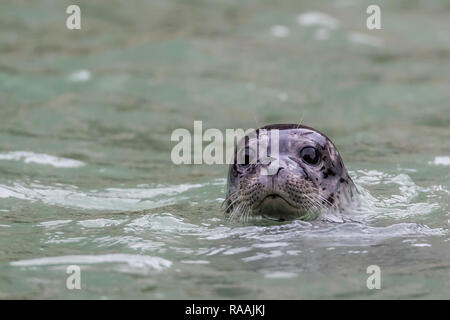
{"left": 224, "top": 124, "right": 357, "bottom": 222}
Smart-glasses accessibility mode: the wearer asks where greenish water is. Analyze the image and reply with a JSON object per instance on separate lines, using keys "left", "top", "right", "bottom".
{"left": 0, "top": 0, "right": 449, "bottom": 299}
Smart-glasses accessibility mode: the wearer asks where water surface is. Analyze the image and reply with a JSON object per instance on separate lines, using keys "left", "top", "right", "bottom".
{"left": 0, "top": 0, "right": 449, "bottom": 299}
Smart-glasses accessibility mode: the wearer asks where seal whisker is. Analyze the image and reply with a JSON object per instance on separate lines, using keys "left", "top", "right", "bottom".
{"left": 315, "top": 193, "right": 338, "bottom": 211}
{"left": 223, "top": 191, "right": 241, "bottom": 212}
{"left": 230, "top": 202, "right": 246, "bottom": 222}
{"left": 244, "top": 204, "right": 252, "bottom": 223}
{"left": 304, "top": 193, "right": 328, "bottom": 213}
{"left": 224, "top": 195, "right": 243, "bottom": 213}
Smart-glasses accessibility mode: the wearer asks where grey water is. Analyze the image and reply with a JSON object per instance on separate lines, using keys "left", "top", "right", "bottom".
{"left": 0, "top": 0, "right": 449, "bottom": 299}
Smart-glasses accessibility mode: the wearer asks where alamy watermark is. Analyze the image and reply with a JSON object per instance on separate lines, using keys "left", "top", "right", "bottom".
{"left": 171, "top": 121, "right": 281, "bottom": 175}
{"left": 366, "top": 5, "right": 381, "bottom": 30}
{"left": 366, "top": 265, "right": 381, "bottom": 290}
{"left": 64, "top": 5, "right": 382, "bottom": 36}
{"left": 66, "top": 265, "right": 81, "bottom": 290}
{"left": 66, "top": 5, "right": 81, "bottom": 30}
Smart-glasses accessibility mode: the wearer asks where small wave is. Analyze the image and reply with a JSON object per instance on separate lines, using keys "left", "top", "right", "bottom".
{"left": 264, "top": 271, "right": 298, "bottom": 279}
{"left": 297, "top": 11, "right": 340, "bottom": 29}
{"left": 351, "top": 170, "right": 441, "bottom": 220}
{"left": 180, "top": 260, "right": 210, "bottom": 264}
{"left": 39, "top": 220, "right": 73, "bottom": 228}
{"left": 429, "top": 156, "right": 450, "bottom": 166}
{"left": 0, "top": 151, "right": 85, "bottom": 168}
{"left": 78, "top": 218, "right": 127, "bottom": 228}
{"left": 203, "top": 221, "right": 446, "bottom": 247}
{"left": 10, "top": 254, "right": 172, "bottom": 271}
{"left": 0, "top": 181, "right": 206, "bottom": 211}
{"left": 125, "top": 213, "right": 202, "bottom": 234}
{"left": 67, "top": 69, "right": 91, "bottom": 82}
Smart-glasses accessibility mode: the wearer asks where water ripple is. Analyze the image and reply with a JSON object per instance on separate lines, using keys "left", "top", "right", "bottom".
{"left": 0, "top": 151, "right": 85, "bottom": 168}
{"left": 10, "top": 254, "right": 172, "bottom": 271}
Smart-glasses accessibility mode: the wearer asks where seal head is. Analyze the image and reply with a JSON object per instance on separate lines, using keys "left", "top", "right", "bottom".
{"left": 225, "top": 124, "right": 356, "bottom": 221}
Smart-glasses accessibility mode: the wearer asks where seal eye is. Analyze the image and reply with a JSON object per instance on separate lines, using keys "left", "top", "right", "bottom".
{"left": 300, "top": 147, "right": 320, "bottom": 165}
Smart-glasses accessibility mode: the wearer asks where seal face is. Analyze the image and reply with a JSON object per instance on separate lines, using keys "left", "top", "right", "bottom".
{"left": 224, "top": 124, "right": 356, "bottom": 222}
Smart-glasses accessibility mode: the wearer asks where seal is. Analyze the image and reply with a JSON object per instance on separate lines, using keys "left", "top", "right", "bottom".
{"left": 224, "top": 124, "right": 356, "bottom": 221}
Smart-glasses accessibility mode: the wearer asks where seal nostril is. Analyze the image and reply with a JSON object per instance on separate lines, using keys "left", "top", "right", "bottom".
{"left": 275, "top": 167, "right": 284, "bottom": 176}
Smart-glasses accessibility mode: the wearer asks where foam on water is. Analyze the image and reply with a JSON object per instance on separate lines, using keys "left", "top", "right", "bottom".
{"left": 429, "top": 156, "right": 450, "bottom": 166}
{"left": 10, "top": 254, "right": 172, "bottom": 271}
{"left": 23, "top": 169, "right": 444, "bottom": 266}
{"left": 1, "top": 170, "right": 445, "bottom": 249}
{"left": 297, "top": 11, "right": 340, "bottom": 29}
{"left": 4, "top": 169, "right": 448, "bottom": 297}
{"left": 351, "top": 170, "right": 442, "bottom": 221}
{"left": 0, "top": 181, "right": 205, "bottom": 211}
{"left": 67, "top": 69, "right": 91, "bottom": 82}
{"left": 0, "top": 151, "right": 85, "bottom": 168}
